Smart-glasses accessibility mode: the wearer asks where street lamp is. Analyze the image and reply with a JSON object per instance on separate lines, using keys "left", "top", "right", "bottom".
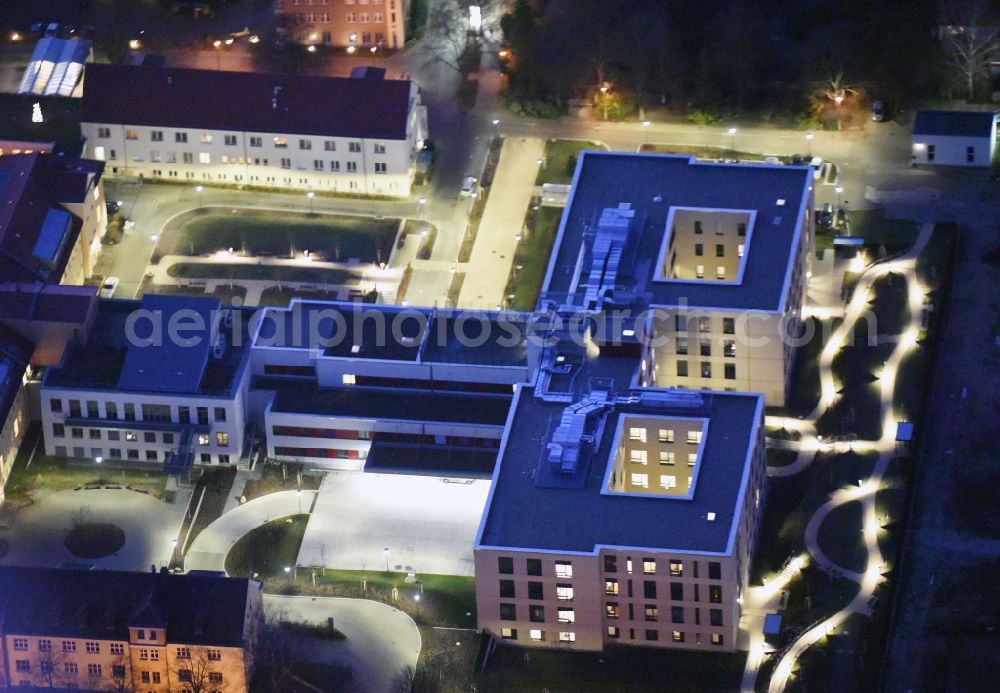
{"left": 383, "top": 546, "right": 390, "bottom": 575}
{"left": 836, "top": 186, "right": 843, "bottom": 207}
{"left": 212, "top": 39, "right": 222, "bottom": 70}
{"left": 296, "top": 488, "right": 303, "bottom": 514}
{"left": 727, "top": 127, "right": 737, "bottom": 152}
{"left": 307, "top": 191, "right": 315, "bottom": 215}
{"left": 491, "top": 118, "right": 500, "bottom": 137}
{"left": 642, "top": 120, "right": 651, "bottom": 147}
{"left": 284, "top": 565, "right": 292, "bottom": 583}
{"left": 95, "top": 455, "right": 103, "bottom": 485}
{"left": 805, "top": 132, "right": 814, "bottom": 158}
{"left": 417, "top": 196, "right": 427, "bottom": 221}
{"left": 599, "top": 83, "right": 612, "bottom": 121}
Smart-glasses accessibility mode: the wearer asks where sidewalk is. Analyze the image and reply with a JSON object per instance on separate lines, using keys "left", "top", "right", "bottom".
{"left": 457, "top": 137, "right": 544, "bottom": 308}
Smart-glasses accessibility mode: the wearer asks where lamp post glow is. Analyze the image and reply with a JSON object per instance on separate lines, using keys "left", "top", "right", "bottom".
{"left": 642, "top": 120, "right": 650, "bottom": 146}
{"left": 307, "top": 191, "right": 315, "bottom": 214}
{"left": 95, "top": 455, "right": 103, "bottom": 484}
{"left": 296, "top": 488, "right": 303, "bottom": 514}
{"left": 212, "top": 39, "right": 222, "bottom": 69}
{"left": 727, "top": 127, "right": 737, "bottom": 152}
{"left": 836, "top": 186, "right": 843, "bottom": 207}
{"left": 491, "top": 118, "right": 500, "bottom": 136}
{"left": 805, "top": 132, "right": 813, "bottom": 157}
{"left": 383, "top": 547, "right": 390, "bottom": 575}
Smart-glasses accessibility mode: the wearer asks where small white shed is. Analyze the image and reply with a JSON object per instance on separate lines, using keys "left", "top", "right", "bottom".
{"left": 912, "top": 110, "right": 998, "bottom": 167}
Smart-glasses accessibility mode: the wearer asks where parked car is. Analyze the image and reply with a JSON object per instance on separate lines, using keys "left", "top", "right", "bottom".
{"left": 871, "top": 100, "right": 886, "bottom": 122}
{"left": 818, "top": 203, "right": 834, "bottom": 228}
{"left": 460, "top": 176, "right": 479, "bottom": 197}
{"left": 99, "top": 276, "right": 119, "bottom": 298}
{"left": 106, "top": 200, "right": 122, "bottom": 216}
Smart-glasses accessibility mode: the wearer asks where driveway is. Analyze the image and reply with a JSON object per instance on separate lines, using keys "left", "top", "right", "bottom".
{"left": 0, "top": 488, "right": 187, "bottom": 571}
{"left": 184, "top": 489, "right": 316, "bottom": 573}
{"left": 298, "top": 471, "right": 490, "bottom": 576}
{"left": 265, "top": 594, "right": 420, "bottom": 693}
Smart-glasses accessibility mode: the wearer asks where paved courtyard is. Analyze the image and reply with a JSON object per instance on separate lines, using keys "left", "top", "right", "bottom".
{"left": 298, "top": 471, "right": 490, "bottom": 576}
{"left": 265, "top": 594, "right": 420, "bottom": 693}
{"left": 0, "top": 488, "right": 188, "bottom": 571}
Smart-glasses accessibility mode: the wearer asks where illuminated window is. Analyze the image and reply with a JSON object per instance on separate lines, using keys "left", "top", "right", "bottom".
{"left": 688, "top": 453, "right": 697, "bottom": 466}
{"left": 557, "top": 608, "right": 575, "bottom": 624}
{"left": 197, "top": 434, "right": 209, "bottom": 446}
{"left": 273, "top": 137, "right": 288, "bottom": 148}
{"left": 529, "top": 629, "right": 544, "bottom": 642}
{"left": 556, "top": 584, "right": 574, "bottom": 601}
{"left": 643, "top": 559, "right": 656, "bottom": 574}
{"left": 558, "top": 631, "right": 576, "bottom": 642}
{"left": 672, "top": 630, "right": 685, "bottom": 642}
{"left": 628, "top": 427, "right": 646, "bottom": 443}
{"left": 216, "top": 432, "right": 229, "bottom": 446}
{"left": 630, "top": 473, "right": 648, "bottom": 488}
{"left": 555, "top": 561, "right": 573, "bottom": 579}
{"left": 342, "top": 374, "right": 356, "bottom": 385}
{"left": 660, "top": 475, "right": 677, "bottom": 489}
{"left": 670, "top": 560, "right": 683, "bottom": 576}
{"left": 629, "top": 449, "right": 647, "bottom": 464}
{"left": 500, "top": 628, "right": 516, "bottom": 639}
{"left": 659, "top": 451, "right": 675, "bottom": 465}
{"left": 687, "top": 430, "right": 702, "bottom": 445}
{"left": 658, "top": 429, "right": 674, "bottom": 443}
{"left": 605, "top": 579, "right": 618, "bottom": 595}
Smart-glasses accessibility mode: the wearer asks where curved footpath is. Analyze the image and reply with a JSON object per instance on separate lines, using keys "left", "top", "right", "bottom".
{"left": 741, "top": 223, "right": 933, "bottom": 692}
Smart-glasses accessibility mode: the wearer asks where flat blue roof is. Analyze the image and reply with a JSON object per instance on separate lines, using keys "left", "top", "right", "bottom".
{"left": 913, "top": 110, "right": 996, "bottom": 138}
{"left": 543, "top": 152, "right": 812, "bottom": 311}
{"left": 477, "top": 355, "right": 763, "bottom": 555}
{"left": 118, "top": 295, "right": 219, "bottom": 394}
{"left": 32, "top": 208, "right": 72, "bottom": 264}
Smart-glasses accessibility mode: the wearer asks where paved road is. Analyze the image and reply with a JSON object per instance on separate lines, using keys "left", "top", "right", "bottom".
{"left": 184, "top": 489, "right": 315, "bottom": 572}
{"left": 0, "top": 488, "right": 188, "bottom": 572}
{"left": 266, "top": 594, "right": 421, "bottom": 693}
{"left": 458, "top": 137, "right": 544, "bottom": 308}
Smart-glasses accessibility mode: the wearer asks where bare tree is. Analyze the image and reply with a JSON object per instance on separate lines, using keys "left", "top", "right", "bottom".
{"left": 169, "top": 650, "right": 230, "bottom": 693}
{"left": 34, "top": 646, "right": 70, "bottom": 689}
{"left": 247, "top": 610, "right": 298, "bottom": 693}
{"left": 941, "top": 0, "right": 1000, "bottom": 100}
{"left": 390, "top": 665, "right": 415, "bottom": 693}
{"left": 69, "top": 506, "right": 94, "bottom": 531}
{"left": 424, "top": 0, "right": 482, "bottom": 76}
{"left": 106, "top": 652, "right": 137, "bottom": 693}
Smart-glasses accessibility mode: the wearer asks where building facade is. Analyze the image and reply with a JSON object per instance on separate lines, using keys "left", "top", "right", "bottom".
{"left": 0, "top": 567, "right": 262, "bottom": 692}
{"left": 275, "top": 0, "right": 408, "bottom": 50}
{"left": 911, "top": 109, "right": 998, "bottom": 167}
{"left": 475, "top": 367, "right": 767, "bottom": 653}
{"left": 81, "top": 64, "right": 427, "bottom": 197}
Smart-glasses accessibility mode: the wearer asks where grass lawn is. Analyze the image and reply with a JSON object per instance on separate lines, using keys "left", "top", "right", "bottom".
{"left": 174, "top": 467, "right": 237, "bottom": 565}
{"left": 753, "top": 450, "right": 877, "bottom": 582}
{"left": 848, "top": 209, "right": 919, "bottom": 249}
{"left": 867, "top": 272, "right": 911, "bottom": 336}
{"left": 536, "top": 140, "right": 606, "bottom": 185}
{"left": 166, "top": 262, "right": 360, "bottom": 286}
{"left": 640, "top": 143, "right": 794, "bottom": 163}
{"left": 786, "top": 318, "right": 840, "bottom": 417}
{"left": 65, "top": 523, "right": 125, "bottom": 559}
{"left": 478, "top": 643, "right": 746, "bottom": 692}
{"left": 4, "top": 427, "right": 167, "bottom": 500}
{"left": 242, "top": 462, "right": 321, "bottom": 502}
{"left": 155, "top": 211, "right": 399, "bottom": 264}
{"left": 505, "top": 205, "right": 563, "bottom": 310}
{"left": 224, "top": 515, "right": 309, "bottom": 578}
{"left": 815, "top": 500, "right": 867, "bottom": 574}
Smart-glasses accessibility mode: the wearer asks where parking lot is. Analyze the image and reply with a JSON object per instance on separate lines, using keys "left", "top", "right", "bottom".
{"left": 297, "top": 471, "right": 491, "bottom": 577}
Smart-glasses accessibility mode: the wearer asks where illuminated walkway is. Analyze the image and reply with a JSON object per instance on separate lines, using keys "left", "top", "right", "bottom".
{"left": 740, "top": 223, "right": 934, "bottom": 692}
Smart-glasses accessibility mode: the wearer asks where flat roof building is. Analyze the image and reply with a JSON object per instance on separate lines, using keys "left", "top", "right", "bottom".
{"left": 541, "top": 152, "right": 814, "bottom": 405}
{"left": 80, "top": 64, "right": 428, "bottom": 197}
{"left": 475, "top": 337, "right": 766, "bottom": 652}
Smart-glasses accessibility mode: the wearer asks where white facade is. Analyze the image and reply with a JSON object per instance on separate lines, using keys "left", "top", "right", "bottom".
{"left": 81, "top": 82, "right": 426, "bottom": 197}
{"left": 40, "top": 381, "right": 249, "bottom": 468}
{"left": 912, "top": 131, "right": 996, "bottom": 167}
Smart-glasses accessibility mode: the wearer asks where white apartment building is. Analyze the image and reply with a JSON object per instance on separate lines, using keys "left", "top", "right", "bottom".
{"left": 80, "top": 64, "right": 427, "bottom": 197}
{"left": 40, "top": 295, "right": 253, "bottom": 470}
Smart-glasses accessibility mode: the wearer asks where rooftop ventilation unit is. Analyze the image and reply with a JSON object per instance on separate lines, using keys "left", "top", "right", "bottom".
{"left": 546, "top": 392, "right": 611, "bottom": 474}
{"left": 638, "top": 390, "right": 704, "bottom": 409}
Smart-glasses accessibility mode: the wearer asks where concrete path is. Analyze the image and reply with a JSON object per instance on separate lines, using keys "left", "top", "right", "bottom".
{"left": 0, "top": 488, "right": 187, "bottom": 572}
{"left": 740, "top": 224, "right": 935, "bottom": 692}
{"left": 184, "top": 490, "right": 316, "bottom": 573}
{"left": 265, "top": 593, "right": 420, "bottom": 693}
{"left": 457, "top": 137, "right": 544, "bottom": 309}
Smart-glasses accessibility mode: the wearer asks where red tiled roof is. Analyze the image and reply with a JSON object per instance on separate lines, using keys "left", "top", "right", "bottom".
{"left": 81, "top": 64, "right": 414, "bottom": 140}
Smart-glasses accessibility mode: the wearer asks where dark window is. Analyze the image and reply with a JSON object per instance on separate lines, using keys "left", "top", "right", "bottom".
{"left": 87, "top": 401, "right": 99, "bottom": 418}
{"left": 604, "top": 554, "right": 617, "bottom": 572}
{"left": 709, "top": 585, "right": 722, "bottom": 603}
{"left": 163, "top": 432, "right": 174, "bottom": 445}
{"left": 89, "top": 429, "right": 101, "bottom": 440}
{"left": 967, "top": 145, "right": 975, "bottom": 163}
{"left": 215, "top": 407, "right": 227, "bottom": 422}
{"left": 927, "top": 144, "right": 935, "bottom": 161}
{"left": 671, "top": 583, "right": 684, "bottom": 601}
{"left": 52, "top": 423, "right": 64, "bottom": 437}
{"left": 716, "top": 244, "right": 725, "bottom": 257}
{"left": 700, "top": 340, "right": 711, "bottom": 356}
{"left": 528, "top": 581, "right": 544, "bottom": 600}
{"left": 710, "top": 608, "right": 723, "bottom": 626}
{"left": 645, "top": 629, "right": 659, "bottom": 641}
{"left": 69, "top": 400, "right": 81, "bottom": 417}
{"left": 50, "top": 399, "right": 62, "bottom": 413}
{"left": 694, "top": 221, "right": 703, "bottom": 234}
{"left": 722, "top": 318, "right": 735, "bottom": 335}
{"left": 123, "top": 403, "right": 135, "bottom": 421}
{"left": 738, "top": 222, "right": 746, "bottom": 237}
{"left": 529, "top": 605, "right": 545, "bottom": 622}
{"left": 197, "top": 407, "right": 209, "bottom": 425}
{"left": 644, "top": 581, "right": 657, "bottom": 599}
{"left": 526, "top": 558, "right": 542, "bottom": 576}
{"left": 144, "top": 432, "right": 157, "bottom": 443}
{"left": 695, "top": 243, "right": 703, "bottom": 256}
{"left": 709, "top": 562, "right": 722, "bottom": 580}
{"left": 499, "top": 580, "right": 515, "bottom": 598}
{"left": 498, "top": 557, "right": 514, "bottom": 574}
{"left": 179, "top": 407, "right": 191, "bottom": 424}
{"left": 676, "top": 360, "right": 688, "bottom": 377}
{"left": 701, "top": 362, "right": 712, "bottom": 378}
{"left": 725, "top": 363, "right": 736, "bottom": 380}
{"left": 106, "top": 402, "right": 118, "bottom": 419}
{"left": 672, "top": 606, "right": 685, "bottom": 623}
